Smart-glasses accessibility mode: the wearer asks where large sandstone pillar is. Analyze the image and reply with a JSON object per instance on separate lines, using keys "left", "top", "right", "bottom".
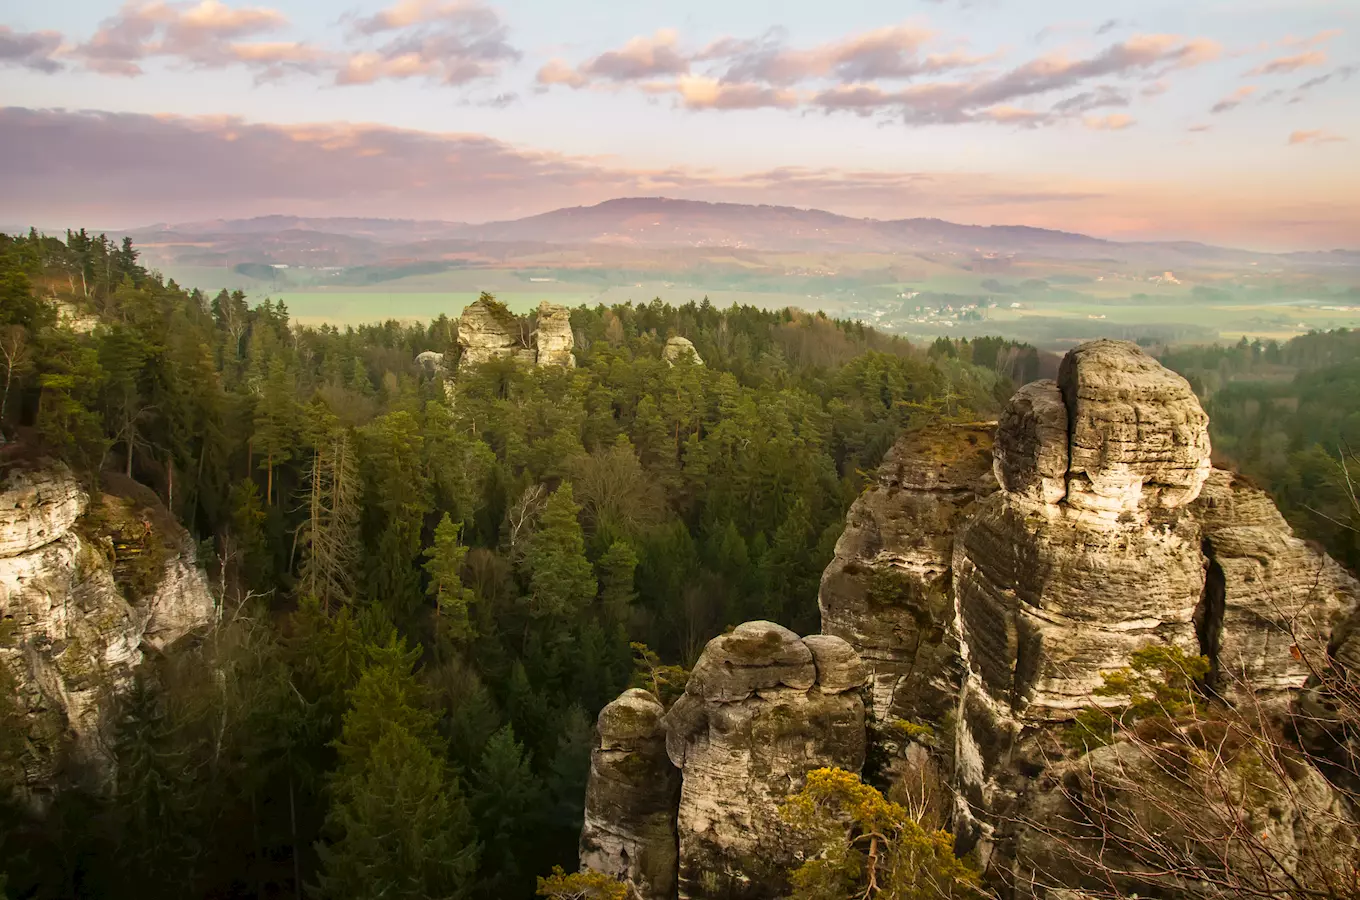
{"left": 579, "top": 689, "right": 680, "bottom": 900}
{"left": 662, "top": 622, "right": 867, "bottom": 900}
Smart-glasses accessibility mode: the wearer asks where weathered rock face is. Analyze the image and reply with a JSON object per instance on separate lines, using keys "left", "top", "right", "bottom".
{"left": 456, "top": 297, "right": 576, "bottom": 369}
{"left": 582, "top": 340, "right": 1360, "bottom": 900}
{"left": 579, "top": 623, "right": 867, "bottom": 900}
{"left": 0, "top": 462, "right": 215, "bottom": 792}
{"left": 1191, "top": 468, "right": 1359, "bottom": 694}
{"left": 580, "top": 690, "right": 680, "bottom": 900}
{"left": 663, "top": 336, "right": 703, "bottom": 367}
{"left": 819, "top": 424, "right": 995, "bottom": 727}
{"left": 0, "top": 466, "right": 86, "bottom": 558}
{"left": 814, "top": 339, "right": 1357, "bottom": 893}
{"left": 1058, "top": 339, "right": 1211, "bottom": 519}
{"left": 457, "top": 297, "right": 523, "bottom": 368}
{"left": 663, "top": 622, "right": 867, "bottom": 900}
{"left": 535, "top": 301, "right": 576, "bottom": 368}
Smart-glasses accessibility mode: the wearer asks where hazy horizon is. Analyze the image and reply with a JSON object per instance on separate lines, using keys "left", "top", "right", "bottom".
{"left": 2, "top": 1, "right": 1358, "bottom": 251}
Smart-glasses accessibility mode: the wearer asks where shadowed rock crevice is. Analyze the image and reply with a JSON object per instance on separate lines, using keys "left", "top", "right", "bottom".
{"left": 1195, "top": 537, "right": 1226, "bottom": 689}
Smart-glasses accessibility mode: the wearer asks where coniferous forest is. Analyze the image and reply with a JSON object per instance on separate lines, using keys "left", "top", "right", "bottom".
{"left": 3, "top": 230, "right": 1358, "bottom": 900}
{"left": 0, "top": 229, "right": 1027, "bottom": 899}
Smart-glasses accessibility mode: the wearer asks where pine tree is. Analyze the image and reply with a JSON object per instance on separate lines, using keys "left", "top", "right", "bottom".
{"left": 524, "top": 483, "right": 595, "bottom": 620}
{"left": 596, "top": 540, "right": 638, "bottom": 624}
{"left": 316, "top": 727, "right": 478, "bottom": 900}
{"left": 424, "top": 513, "right": 475, "bottom": 643}
{"left": 470, "top": 725, "right": 546, "bottom": 900}
{"left": 254, "top": 356, "right": 298, "bottom": 505}
{"left": 318, "top": 638, "right": 479, "bottom": 900}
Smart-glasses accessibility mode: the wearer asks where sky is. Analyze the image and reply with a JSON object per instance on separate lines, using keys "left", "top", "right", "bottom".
{"left": 1, "top": 0, "right": 1357, "bottom": 250}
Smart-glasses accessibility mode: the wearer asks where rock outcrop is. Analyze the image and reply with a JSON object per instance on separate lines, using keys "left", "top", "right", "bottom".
{"left": 582, "top": 339, "right": 1360, "bottom": 900}
{"left": 580, "top": 690, "right": 680, "bottom": 900}
{"left": 1190, "top": 468, "right": 1356, "bottom": 694}
{"left": 1010, "top": 735, "right": 1357, "bottom": 898}
{"left": 457, "top": 296, "right": 525, "bottom": 368}
{"left": 0, "top": 462, "right": 215, "bottom": 793}
{"left": 534, "top": 301, "right": 576, "bottom": 368}
{"left": 580, "top": 622, "right": 867, "bottom": 900}
{"left": 664, "top": 622, "right": 866, "bottom": 899}
{"left": 663, "top": 336, "right": 702, "bottom": 367}
{"left": 814, "top": 339, "right": 1358, "bottom": 893}
{"left": 456, "top": 297, "right": 575, "bottom": 369}
{"left": 819, "top": 423, "right": 995, "bottom": 728}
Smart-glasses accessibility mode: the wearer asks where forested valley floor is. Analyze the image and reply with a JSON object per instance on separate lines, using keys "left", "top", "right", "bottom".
{"left": 0, "top": 229, "right": 1356, "bottom": 899}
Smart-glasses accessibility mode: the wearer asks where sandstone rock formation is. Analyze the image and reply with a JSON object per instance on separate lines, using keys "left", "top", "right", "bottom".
{"left": 584, "top": 339, "right": 1360, "bottom": 900}
{"left": 947, "top": 342, "right": 1355, "bottom": 864}
{"left": 663, "top": 336, "right": 702, "bottom": 367}
{"left": 819, "top": 423, "right": 995, "bottom": 728}
{"left": 0, "top": 462, "right": 215, "bottom": 793}
{"left": 1058, "top": 340, "right": 1211, "bottom": 518}
{"left": 456, "top": 297, "right": 575, "bottom": 368}
{"left": 580, "top": 622, "right": 867, "bottom": 900}
{"left": 814, "top": 339, "right": 1358, "bottom": 891}
{"left": 580, "top": 689, "right": 680, "bottom": 900}
{"left": 664, "top": 622, "right": 866, "bottom": 899}
{"left": 457, "top": 296, "right": 524, "bottom": 368}
{"left": 534, "top": 301, "right": 576, "bottom": 368}
{"left": 1191, "top": 468, "right": 1357, "bottom": 694}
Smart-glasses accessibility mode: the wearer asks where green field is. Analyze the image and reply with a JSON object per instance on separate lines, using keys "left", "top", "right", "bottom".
{"left": 161, "top": 261, "right": 1360, "bottom": 345}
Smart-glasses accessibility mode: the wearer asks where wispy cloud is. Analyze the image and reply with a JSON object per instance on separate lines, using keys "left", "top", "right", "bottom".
{"left": 73, "top": 0, "right": 305, "bottom": 77}
{"left": 12, "top": 0, "right": 519, "bottom": 86}
{"left": 337, "top": 0, "right": 519, "bottom": 86}
{"left": 1211, "top": 84, "right": 1257, "bottom": 114}
{"left": 539, "top": 26, "right": 1218, "bottom": 128}
{"left": 1083, "top": 113, "right": 1134, "bottom": 131}
{"left": 1288, "top": 129, "right": 1346, "bottom": 145}
{"left": 1249, "top": 49, "right": 1327, "bottom": 75}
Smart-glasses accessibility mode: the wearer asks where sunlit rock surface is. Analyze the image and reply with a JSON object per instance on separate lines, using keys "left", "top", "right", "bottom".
{"left": 580, "top": 623, "right": 867, "bottom": 900}
{"left": 663, "top": 623, "right": 866, "bottom": 900}
{"left": 456, "top": 297, "right": 576, "bottom": 369}
{"left": 457, "top": 297, "right": 525, "bottom": 368}
{"left": 0, "top": 462, "right": 214, "bottom": 792}
{"left": 663, "top": 336, "right": 703, "bottom": 366}
{"left": 534, "top": 301, "right": 576, "bottom": 368}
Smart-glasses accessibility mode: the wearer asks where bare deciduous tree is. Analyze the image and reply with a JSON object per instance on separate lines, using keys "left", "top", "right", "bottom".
{"left": 0, "top": 325, "right": 31, "bottom": 438}
{"left": 1005, "top": 615, "right": 1360, "bottom": 900}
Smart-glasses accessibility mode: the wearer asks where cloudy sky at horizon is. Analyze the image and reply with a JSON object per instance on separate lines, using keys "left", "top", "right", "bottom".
{"left": 2, "top": 0, "right": 1357, "bottom": 249}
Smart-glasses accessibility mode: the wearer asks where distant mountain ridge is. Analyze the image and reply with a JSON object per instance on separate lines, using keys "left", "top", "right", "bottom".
{"left": 130, "top": 197, "right": 1121, "bottom": 255}
{"left": 127, "top": 197, "right": 1353, "bottom": 265}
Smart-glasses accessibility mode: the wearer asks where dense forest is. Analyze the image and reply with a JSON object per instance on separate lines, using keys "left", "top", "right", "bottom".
{"left": 1162, "top": 331, "right": 1360, "bottom": 573}
{"left": 0, "top": 229, "right": 1033, "bottom": 899}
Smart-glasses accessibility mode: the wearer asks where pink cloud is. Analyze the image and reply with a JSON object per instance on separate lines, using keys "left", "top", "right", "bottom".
{"left": 1249, "top": 49, "right": 1327, "bottom": 75}
{"left": 1083, "top": 113, "right": 1134, "bottom": 131}
{"left": 1288, "top": 129, "right": 1346, "bottom": 145}
{"left": 39, "top": 0, "right": 516, "bottom": 86}
{"left": 1211, "top": 84, "right": 1256, "bottom": 114}
{"left": 76, "top": 0, "right": 295, "bottom": 76}
{"left": 0, "top": 26, "right": 64, "bottom": 72}
{"left": 540, "top": 27, "right": 1217, "bottom": 128}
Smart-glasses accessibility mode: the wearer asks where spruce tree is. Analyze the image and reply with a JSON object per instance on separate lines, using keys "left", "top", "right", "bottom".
{"left": 524, "top": 483, "right": 595, "bottom": 620}
{"left": 424, "top": 513, "right": 476, "bottom": 644}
